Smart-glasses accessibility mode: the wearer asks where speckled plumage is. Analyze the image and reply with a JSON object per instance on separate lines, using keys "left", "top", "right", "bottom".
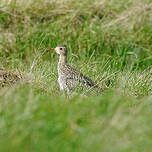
{"left": 52, "top": 45, "right": 101, "bottom": 93}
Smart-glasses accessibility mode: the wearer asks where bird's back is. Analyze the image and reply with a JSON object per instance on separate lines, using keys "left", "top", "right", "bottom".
{"left": 58, "top": 64, "right": 100, "bottom": 93}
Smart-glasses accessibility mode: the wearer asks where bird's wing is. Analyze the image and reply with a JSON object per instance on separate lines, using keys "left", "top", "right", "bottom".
{"left": 65, "top": 65, "right": 96, "bottom": 87}
{"left": 65, "top": 65, "right": 103, "bottom": 93}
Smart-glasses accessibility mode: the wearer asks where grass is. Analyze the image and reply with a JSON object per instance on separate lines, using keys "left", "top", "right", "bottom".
{"left": 0, "top": 0, "right": 152, "bottom": 151}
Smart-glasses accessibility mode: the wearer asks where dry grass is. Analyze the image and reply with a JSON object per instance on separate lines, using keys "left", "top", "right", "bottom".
{"left": 0, "top": 0, "right": 152, "bottom": 152}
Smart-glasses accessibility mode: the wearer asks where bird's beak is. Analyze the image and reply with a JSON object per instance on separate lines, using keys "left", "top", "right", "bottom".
{"left": 47, "top": 49, "right": 55, "bottom": 53}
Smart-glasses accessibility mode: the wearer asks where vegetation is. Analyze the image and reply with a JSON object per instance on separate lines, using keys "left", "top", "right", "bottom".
{"left": 0, "top": 0, "right": 152, "bottom": 151}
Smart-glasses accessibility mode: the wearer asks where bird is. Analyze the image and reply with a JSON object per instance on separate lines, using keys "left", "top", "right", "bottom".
{"left": 0, "top": 70, "right": 23, "bottom": 87}
{"left": 49, "top": 45, "right": 102, "bottom": 94}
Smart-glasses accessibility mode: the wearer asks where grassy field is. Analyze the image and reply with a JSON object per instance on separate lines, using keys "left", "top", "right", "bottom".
{"left": 0, "top": 0, "right": 152, "bottom": 151}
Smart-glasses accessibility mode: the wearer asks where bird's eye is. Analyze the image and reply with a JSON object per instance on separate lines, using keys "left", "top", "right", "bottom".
{"left": 60, "top": 48, "right": 62, "bottom": 50}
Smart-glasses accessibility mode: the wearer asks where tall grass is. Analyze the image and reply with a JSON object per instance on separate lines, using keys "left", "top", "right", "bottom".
{"left": 0, "top": 0, "right": 152, "bottom": 151}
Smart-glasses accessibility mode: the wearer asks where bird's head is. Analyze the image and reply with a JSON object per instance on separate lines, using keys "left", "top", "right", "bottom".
{"left": 49, "top": 45, "right": 67, "bottom": 56}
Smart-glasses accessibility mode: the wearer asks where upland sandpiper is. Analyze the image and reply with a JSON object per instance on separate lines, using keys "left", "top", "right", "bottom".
{"left": 0, "top": 70, "right": 23, "bottom": 87}
{"left": 49, "top": 45, "right": 102, "bottom": 94}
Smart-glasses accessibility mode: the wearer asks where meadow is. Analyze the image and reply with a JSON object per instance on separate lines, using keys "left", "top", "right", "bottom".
{"left": 0, "top": 0, "right": 152, "bottom": 151}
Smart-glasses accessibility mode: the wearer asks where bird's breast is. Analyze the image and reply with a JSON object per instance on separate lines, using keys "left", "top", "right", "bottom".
{"left": 58, "top": 75, "right": 66, "bottom": 90}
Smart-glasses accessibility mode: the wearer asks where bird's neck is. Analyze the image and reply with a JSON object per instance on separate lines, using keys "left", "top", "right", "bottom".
{"left": 58, "top": 55, "right": 67, "bottom": 66}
